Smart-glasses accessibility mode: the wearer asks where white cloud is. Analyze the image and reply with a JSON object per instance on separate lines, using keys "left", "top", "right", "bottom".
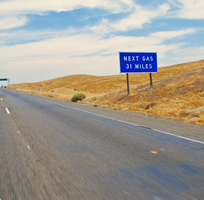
{"left": 1, "top": 28, "right": 191, "bottom": 66}
{"left": 0, "top": 0, "right": 134, "bottom": 15}
{"left": 170, "top": 0, "right": 204, "bottom": 19}
{"left": 151, "top": 28, "right": 197, "bottom": 42}
{"left": 160, "top": 45, "right": 204, "bottom": 67}
{"left": 91, "top": 4, "right": 170, "bottom": 34}
{"left": 0, "top": 16, "right": 28, "bottom": 30}
{"left": 0, "top": 27, "right": 79, "bottom": 46}
{"left": 112, "top": 4, "right": 170, "bottom": 31}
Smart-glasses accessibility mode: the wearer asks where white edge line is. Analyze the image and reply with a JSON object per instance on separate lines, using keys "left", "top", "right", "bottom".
{"left": 5, "top": 107, "right": 11, "bottom": 114}
{"left": 152, "top": 129, "right": 204, "bottom": 145}
{"left": 13, "top": 92, "right": 204, "bottom": 145}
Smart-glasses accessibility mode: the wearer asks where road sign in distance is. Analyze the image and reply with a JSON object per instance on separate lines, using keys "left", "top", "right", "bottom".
{"left": 0, "top": 79, "right": 8, "bottom": 81}
{"left": 119, "top": 52, "right": 157, "bottom": 73}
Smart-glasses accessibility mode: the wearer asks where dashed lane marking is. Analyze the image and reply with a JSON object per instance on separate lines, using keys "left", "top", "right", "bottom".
{"left": 5, "top": 107, "right": 11, "bottom": 114}
{"left": 150, "top": 151, "right": 158, "bottom": 155}
{"left": 27, "top": 145, "right": 31, "bottom": 150}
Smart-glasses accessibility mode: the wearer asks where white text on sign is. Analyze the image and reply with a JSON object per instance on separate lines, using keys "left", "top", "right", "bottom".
{"left": 123, "top": 56, "right": 154, "bottom": 62}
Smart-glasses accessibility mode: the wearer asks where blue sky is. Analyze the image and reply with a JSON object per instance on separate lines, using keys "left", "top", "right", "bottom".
{"left": 0, "top": 0, "right": 203, "bottom": 84}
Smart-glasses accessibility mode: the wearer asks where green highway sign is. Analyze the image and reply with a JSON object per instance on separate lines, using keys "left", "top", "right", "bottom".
{"left": 0, "top": 78, "right": 10, "bottom": 85}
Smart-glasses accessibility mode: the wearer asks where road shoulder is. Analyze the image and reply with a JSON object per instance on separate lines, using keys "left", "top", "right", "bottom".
{"left": 23, "top": 93, "right": 204, "bottom": 143}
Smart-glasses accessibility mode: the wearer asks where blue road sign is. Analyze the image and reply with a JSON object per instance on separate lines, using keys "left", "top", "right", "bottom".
{"left": 119, "top": 52, "right": 158, "bottom": 73}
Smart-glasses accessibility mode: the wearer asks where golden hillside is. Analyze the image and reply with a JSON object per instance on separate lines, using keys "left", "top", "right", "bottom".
{"left": 9, "top": 60, "right": 204, "bottom": 125}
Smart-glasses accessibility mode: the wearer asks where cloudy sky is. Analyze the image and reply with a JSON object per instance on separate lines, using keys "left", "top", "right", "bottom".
{"left": 0, "top": 0, "right": 203, "bottom": 84}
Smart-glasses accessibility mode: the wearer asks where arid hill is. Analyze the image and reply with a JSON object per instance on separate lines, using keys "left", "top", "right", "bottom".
{"left": 9, "top": 60, "right": 204, "bottom": 125}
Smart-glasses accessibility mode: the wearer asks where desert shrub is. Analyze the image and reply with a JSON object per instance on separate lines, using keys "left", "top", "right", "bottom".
{"left": 47, "top": 94, "right": 53, "bottom": 98}
{"left": 71, "top": 93, "right": 86, "bottom": 102}
{"left": 143, "top": 101, "right": 156, "bottom": 109}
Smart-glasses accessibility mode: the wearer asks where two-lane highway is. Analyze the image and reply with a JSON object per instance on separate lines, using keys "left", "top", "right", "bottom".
{"left": 0, "top": 88, "right": 204, "bottom": 200}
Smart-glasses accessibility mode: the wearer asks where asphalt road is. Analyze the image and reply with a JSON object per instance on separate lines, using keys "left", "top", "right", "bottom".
{"left": 0, "top": 88, "right": 204, "bottom": 200}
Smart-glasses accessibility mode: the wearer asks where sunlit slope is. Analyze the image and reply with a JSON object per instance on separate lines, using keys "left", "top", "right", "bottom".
{"left": 9, "top": 60, "right": 204, "bottom": 125}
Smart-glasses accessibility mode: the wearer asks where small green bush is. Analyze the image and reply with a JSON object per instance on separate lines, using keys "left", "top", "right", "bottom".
{"left": 71, "top": 93, "right": 86, "bottom": 102}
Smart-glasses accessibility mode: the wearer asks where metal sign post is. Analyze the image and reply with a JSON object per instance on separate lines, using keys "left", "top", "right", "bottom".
{"left": 149, "top": 73, "right": 153, "bottom": 87}
{"left": 126, "top": 73, "right": 130, "bottom": 94}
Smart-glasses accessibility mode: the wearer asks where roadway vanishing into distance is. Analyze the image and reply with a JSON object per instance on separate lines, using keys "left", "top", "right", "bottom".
{"left": 0, "top": 88, "right": 204, "bottom": 200}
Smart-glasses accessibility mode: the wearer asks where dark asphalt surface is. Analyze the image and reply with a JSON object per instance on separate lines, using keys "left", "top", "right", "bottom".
{"left": 0, "top": 88, "right": 204, "bottom": 200}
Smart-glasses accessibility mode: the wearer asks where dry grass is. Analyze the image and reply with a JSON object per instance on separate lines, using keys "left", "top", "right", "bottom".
{"left": 8, "top": 60, "right": 204, "bottom": 125}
